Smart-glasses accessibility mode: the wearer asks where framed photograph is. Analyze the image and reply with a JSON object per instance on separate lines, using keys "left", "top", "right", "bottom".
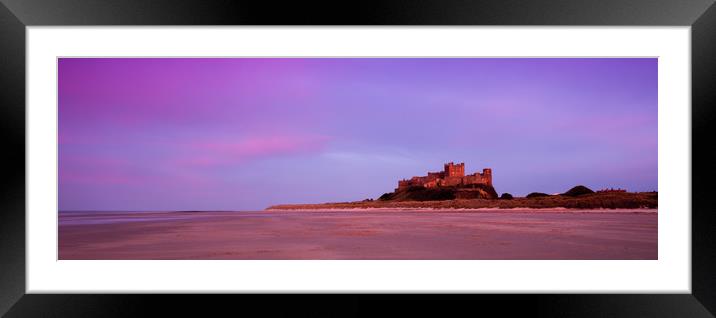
{"left": 2, "top": 0, "right": 715, "bottom": 316}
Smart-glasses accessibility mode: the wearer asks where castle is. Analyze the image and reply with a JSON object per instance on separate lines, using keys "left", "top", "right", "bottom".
{"left": 396, "top": 162, "right": 492, "bottom": 191}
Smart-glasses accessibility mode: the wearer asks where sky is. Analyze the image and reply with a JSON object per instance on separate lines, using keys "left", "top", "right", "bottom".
{"left": 58, "top": 58, "right": 657, "bottom": 211}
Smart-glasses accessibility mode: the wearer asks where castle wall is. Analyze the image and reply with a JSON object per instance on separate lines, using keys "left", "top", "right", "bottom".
{"left": 442, "top": 176, "right": 463, "bottom": 186}
{"left": 427, "top": 171, "right": 445, "bottom": 179}
{"left": 462, "top": 170, "right": 492, "bottom": 186}
{"left": 423, "top": 180, "right": 438, "bottom": 188}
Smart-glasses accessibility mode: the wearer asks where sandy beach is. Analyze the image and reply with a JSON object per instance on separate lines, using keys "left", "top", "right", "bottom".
{"left": 59, "top": 209, "right": 657, "bottom": 260}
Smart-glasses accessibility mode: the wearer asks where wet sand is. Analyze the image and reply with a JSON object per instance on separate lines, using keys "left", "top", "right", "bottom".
{"left": 59, "top": 209, "right": 657, "bottom": 260}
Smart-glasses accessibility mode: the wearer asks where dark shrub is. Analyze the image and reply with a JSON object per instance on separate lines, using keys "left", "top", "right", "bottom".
{"left": 406, "top": 186, "right": 427, "bottom": 192}
{"left": 391, "top": 186, "right": 457, "bottom": 201}
{"left": 500, "top": 193, "right": 514, "bottom": 200}
{"left": 562, "top": 185, "right": 595, "bottom": 197}
{"left": 411, "top": 188, "right": 456, "bottom": 201}
{"left": 526, "top": 192, "right": 550, "bottom": 198}
{"left": 386, "top": 184, "right": 498, "bottom": 201}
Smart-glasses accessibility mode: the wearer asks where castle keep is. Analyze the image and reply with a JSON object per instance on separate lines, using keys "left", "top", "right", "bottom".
{"left": 397, "top": 162, "right": 492, "bottom": 191}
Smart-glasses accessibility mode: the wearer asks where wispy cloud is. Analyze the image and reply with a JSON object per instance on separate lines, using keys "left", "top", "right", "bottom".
{"left": 323, "top": 151, "right": 418, "bottom": 165}
{"left": 177, "top": 134, "right": 332, "bottom": 167}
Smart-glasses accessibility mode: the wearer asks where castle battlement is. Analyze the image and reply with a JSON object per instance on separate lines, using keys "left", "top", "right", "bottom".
{"left": 397, "top": 162, "right": 492, "bottom": 191}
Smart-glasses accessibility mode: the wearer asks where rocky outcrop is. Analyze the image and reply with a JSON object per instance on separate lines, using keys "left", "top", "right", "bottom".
{"left": 379, "top": 184, "right": 498, "bottom": 201}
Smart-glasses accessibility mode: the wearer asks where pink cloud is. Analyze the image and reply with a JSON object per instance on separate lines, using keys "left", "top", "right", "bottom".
{"left": 176, "top": 134, "right": 331, "bottom": 167}
{"left": 552, "top": 114, "right": 656, "bottom": 148}
{"left": 58, "top": 132, "right": 101, "bottom": 145}
{"left": 60, "top": 154, "right": 215, "bottom": 188}
{"left": 60, "top": 171, "right": 145, "bottom": 185}
{"left": 59, "top": 157, "right": 148, "bottom": 186}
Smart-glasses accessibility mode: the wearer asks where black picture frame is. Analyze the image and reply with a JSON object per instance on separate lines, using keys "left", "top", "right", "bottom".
{"left": 1, "top": 0, "right": 715, "bottom": 316}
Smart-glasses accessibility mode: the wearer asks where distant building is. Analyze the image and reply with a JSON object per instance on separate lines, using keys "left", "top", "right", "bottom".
{"left": 596, "top": 188, "right": 627, "bottom": 193}
{"left": 397, "top": 162, "right": 492, "bottom": 191}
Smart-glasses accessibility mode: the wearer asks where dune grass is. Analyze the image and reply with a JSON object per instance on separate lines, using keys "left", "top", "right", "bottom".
{"left": 267, "top": 191, "right": 657, "bottom": 210}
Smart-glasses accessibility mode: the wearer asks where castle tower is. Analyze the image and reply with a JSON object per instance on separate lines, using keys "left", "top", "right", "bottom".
{"left": 482, "top": 168, "right": 492, "bottom": 186}
{"left": 444, "top": 162, "right": 465, "bottom": 177}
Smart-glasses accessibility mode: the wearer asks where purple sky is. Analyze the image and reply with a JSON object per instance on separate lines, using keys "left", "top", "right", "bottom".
{"left": 59, "top": 58, "right": 657, "bottom": 211}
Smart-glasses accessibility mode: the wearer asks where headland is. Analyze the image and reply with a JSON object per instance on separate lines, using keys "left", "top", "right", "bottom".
{"left": 268, "top": 162, "right": 657, "bottom": 211}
